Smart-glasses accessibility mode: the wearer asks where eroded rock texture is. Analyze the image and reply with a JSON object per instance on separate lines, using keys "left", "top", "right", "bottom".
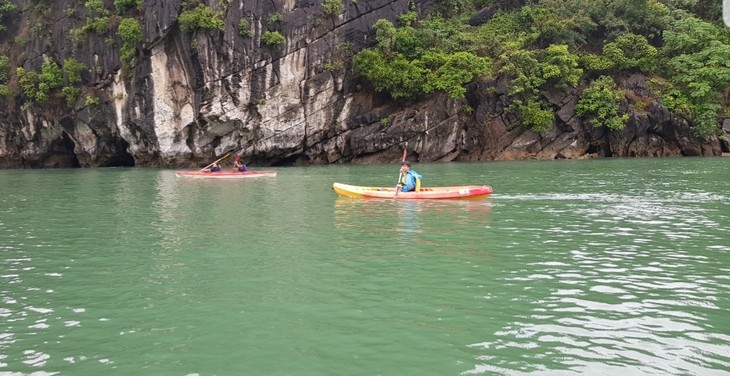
{"left": 0, "top": 0, "right": 724, "bottom": 168}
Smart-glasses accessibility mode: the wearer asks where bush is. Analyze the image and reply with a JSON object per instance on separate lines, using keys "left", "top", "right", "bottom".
{"left": 266, "top": 12, "right": 283, "bottom": 24}
{"left": 118, "top": 17, "right": 143, "bottom": 44}
{"left": 114, "top": 0, "right": 141, "bottom": 14}
{"left": 0, "top": 55, "right": 9, "bottom": 83}
{"left": 85, "top": 95, "right": 99, "bottom": 106}
{"left": 61, "top": 86, "right": 81, "bottom": 106}
{"left": 118, "top": 18, "right": 143, "bottom": 66}
{"left": 63, "top": 58, "right": 87, "bottom": 85}
{"left": 261, "top": 31, "right": 285, "bottom": 46}
{"left": 238, "top": 19, "right": 252, "bottom": 37}
{"left": 516, "top": 99, "right": 554, "bottom": 132}
{"left": 0, "top": 0, "right": 18, "bottom": 32}
{"left": 322, "top": 0, "right": 341, "bottom": 16}
{"left": 179, "top": 4, "right": 224, "bottom": 32}
{"left": 576, "top": 76, "right": 628, "bottom": 130}
{"left": 602, "top": 33, "right": 657, "bottom": 72}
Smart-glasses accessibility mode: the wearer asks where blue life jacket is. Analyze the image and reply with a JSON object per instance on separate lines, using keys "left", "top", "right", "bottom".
{"left": 400, "top": 170, "right": 422, "bottom": 192}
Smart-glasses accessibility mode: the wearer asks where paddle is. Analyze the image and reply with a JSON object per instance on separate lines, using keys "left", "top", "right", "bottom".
{"left": 199, "top": 152, "right": 231, "bottom": 172}
{"left": 395, "top": 148, "right": 407, "bottom": 197}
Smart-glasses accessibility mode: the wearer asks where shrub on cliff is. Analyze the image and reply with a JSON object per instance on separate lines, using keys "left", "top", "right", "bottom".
{"left": 114, "top": 0, "right": 142, "bottom": 14}
{"left": 576, "top": 76, "right": 628, "bottom": 131}
{"left": 0, "top": 0, "right": 17, "bottom": 32}
{"left": 261, "top": 31, "right": 286, "bottom": 46}
{"left": 118, "top": 18, "right": 144, "bottom": 66}
{"left": 354, "top": 18, "right": 489, "bottom": 101}
{"left": 178, "top": 4, "right": 224, "bottom": 32}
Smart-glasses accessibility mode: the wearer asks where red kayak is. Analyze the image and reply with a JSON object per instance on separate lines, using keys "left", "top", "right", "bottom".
{"left": 175, "top": 170, "right": 277, "bottom": 179}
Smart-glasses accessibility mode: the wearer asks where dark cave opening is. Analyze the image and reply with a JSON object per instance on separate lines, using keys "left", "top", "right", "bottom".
{"left": 104, "top": 138, "right": 136, "bottom": 167}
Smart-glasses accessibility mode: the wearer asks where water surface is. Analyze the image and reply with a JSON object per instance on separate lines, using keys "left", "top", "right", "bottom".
{"left": 1, "top": 158, "right": 728, "bottom": 375}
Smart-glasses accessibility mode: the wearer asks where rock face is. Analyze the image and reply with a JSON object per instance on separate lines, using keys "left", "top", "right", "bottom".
{"left": 0, "top": 0, "right": 726, "bottom": 169}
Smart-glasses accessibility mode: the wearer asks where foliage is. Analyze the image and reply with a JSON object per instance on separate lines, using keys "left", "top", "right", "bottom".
{"left": 660, "top": 15, "right": 730, "bottom": 137}
{"left": 179, "top": 4, "right": 224, "bottom": 32}
{"left": 354, "top": 49, "right": 428, "bottom": 100}
{"left": 118, "top": 18, "right": 144, "bottom": 44}
{"left": 602, "top": 33, "right": 658, "bottom": 72}
{"left": 498, "top": 43, "right": 582, "bottom": 97}
{"left": 82, "top": 0, "right": 111, "bottom": 34}
{"left": 85, "top": 95, "right": 100, "bottom": 106}
{"left": 0, "top": 55, "right": 9, "bottom": 83}
{"left": 373, "top": 19, "right": 397, "bottom": 54}
{"left": 114, "top": 0, "right": 142, "bottom": 14}
{"left": 0, "top": 0, "right": 18, "bottom": 32}
{"left": 432, "top": 0, "right": 476, "bottom": 19}
{"left": 17, "top": 62, "right": 62, "bottom": 104}
{"left": 267, "top": 12, "right": 283, "bottom": 24}
{"left": 261, "top": 31, "right": 286, "bottom": 46}
{"left": 422, "top": 51, "right": 491, "bottom": 99}
{"left": 83, "top": 16, "right": 111, "bottom": 33}
{"left": 0, "top": 55, "right": 9, "bottom": 97}
{"left": 61, "top": 86, "right": 81, "bottom": 106}
{"left": 118, "top": 18, "right": 144, "bottom": 66}
{"left": 354, "top": 33, "right": 489, "bottom": 101}
{"left": 238, "top": 19, "right": 252, "bottom": 37}
{"left": 576, "top": 76, "right": 628, "bottom": 130}
{"left": 85, "top": 0, "right": 107, "bottom": 14}
{"left": 398, "top": 11, "right": 418, "bottom": 27}
{"left": 419, "top": 15, "right": 478, "bottom": 54}
{"left": 515, "top": 99, "right": 554, "bottom": 132}
{"left": 63, "top": 58, "right": 87, "bottom": 85}
{"left": 322, "top": 0, "right": 341, "bottom": 17}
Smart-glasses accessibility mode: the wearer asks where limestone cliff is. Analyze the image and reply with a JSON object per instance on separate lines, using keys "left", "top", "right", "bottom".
{"left": 0, "top": 0, "right": 726, "bottom": 169}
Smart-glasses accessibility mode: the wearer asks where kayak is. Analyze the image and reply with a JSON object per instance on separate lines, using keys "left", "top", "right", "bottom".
{"left": 332, "top": 182, "right": 493, "bottom": 199}
{"left": 175, "top": 170, "right": 277, "bottom": 179}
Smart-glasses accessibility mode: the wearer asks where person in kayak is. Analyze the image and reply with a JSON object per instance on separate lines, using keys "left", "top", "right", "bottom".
{"left": 209, "top": 162, "right": 221, "bottom": 172}
{"left": 398, "top": 161, "right": 422, "bottom": 192}
{"left": 233, "top": 156, "right": 248, "bottom": 172}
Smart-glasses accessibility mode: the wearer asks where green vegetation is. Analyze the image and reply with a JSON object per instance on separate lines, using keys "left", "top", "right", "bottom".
{"left": 261, "top": 31, "right": 285, "bottom": 46}
{"left": 0, "top": 55, "right": 10, "bottom": 97}
{"left": 179, "top": 4, "right": 224, "bottom": 32}
{"left": 118, "top": 18, "right": 144, "bottom": 66}
{"left": 576, "top": 76, "right": 628, "bottom": 130}
{"left": 661, "top": 16, "right": 730, "bottom": 137}
{"left": 239, "top": 19, "right": 252, "bottom": 37}
{"left": 354, "top": 18, "right": 490, "bottom": 102}
{"left": 17, "top": 60, "right": 64, "bottom": 103}
{"left": 267, "top": 13, "right": 283, "bottom": 25}
{"left": 13, "top": 58, "right": 87, "bottom": 106}
{"left": 85, "top": 95, "right": 100, "bottom": 106}
{"left": 82, "top": 0, "right": 111, "bottom": 34}
{"left": 352, "top": 0, "right": 730, "bottom": 137}
{"left": 0, "top": 0, "right": 18, "bottom": 32}
{"left": 114, "top": 0, "right": 142, "bottom": 14}
{"left": 322, "top": 0, "right": 341, "bottom": 17}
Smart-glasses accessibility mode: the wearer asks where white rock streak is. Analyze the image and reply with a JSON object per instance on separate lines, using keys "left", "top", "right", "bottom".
{"left": 150, "top": 44, "right": 194, "bottom": 157}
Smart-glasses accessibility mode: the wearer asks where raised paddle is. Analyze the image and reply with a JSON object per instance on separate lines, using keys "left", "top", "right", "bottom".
{"left": 200, "top": 153, "right": 231, "bottom": 172}
{"left": 395, "top": 148, "right": 407, "bottom": 197}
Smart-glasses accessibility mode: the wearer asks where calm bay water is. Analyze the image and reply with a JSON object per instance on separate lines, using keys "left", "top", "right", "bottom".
{"left": 0, "top": 158, "right": 729, "bottom": 375}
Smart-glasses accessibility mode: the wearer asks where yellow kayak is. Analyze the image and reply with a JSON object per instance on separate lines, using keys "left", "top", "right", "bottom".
{"left": 332, "top": 182, "right": 493, "bottom": 199}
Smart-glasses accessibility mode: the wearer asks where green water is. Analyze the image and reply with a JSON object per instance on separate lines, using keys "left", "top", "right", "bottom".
{"left": 1, "top": 158, "right": 728, "bottom": 375}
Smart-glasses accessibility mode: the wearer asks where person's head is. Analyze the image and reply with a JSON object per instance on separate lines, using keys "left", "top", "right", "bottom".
{"left": 401, "top": 161, "right": 411, "bottom": 172}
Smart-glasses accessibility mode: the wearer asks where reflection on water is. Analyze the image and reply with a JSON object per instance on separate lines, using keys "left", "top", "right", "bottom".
{"left": 0, "top": 160, "right": 729, "bottom": 376}
{"left": 333, "top": 198, "right": 493, "bottom": 250}
{"left": 464, "top": 186, "right": 730, "bottom": 375}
